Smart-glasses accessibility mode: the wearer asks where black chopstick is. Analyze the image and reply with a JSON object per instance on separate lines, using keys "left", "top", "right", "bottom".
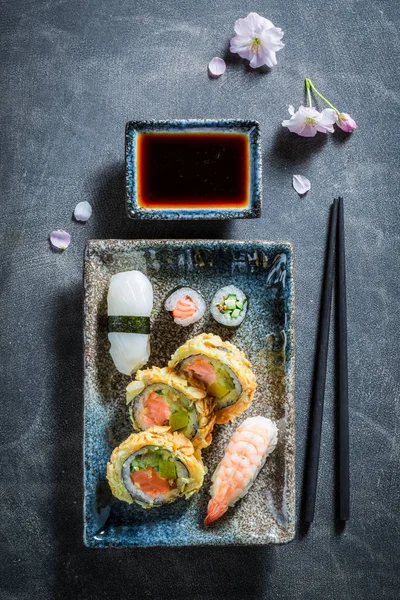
{"left": 337, "top": 197, "right": 349, "bottom": 521}
{"left": 303, "top": 199, "right": 339, "bottom": 523}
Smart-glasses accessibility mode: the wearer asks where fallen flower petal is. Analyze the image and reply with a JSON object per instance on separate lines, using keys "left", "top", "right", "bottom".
{"left": 50, "top": 230, "right": 71, "bottom": 251}
{"left": 74, "top": 201, "right": 92, "bottom": 222}
{"left": 293, "top": 174, "right": 311, "bottom": 195}
{"left": 208, "top": 57, "right": 226, "bottom": 77}
{"left": 337, "top": 112, "right": 357, "bottom": 132}
{"left": 230, "top": 12, "right": 284, "bottom": 69}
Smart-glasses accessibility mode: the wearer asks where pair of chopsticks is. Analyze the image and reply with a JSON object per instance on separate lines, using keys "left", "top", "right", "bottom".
{"left": 303, "top": 197, "right": 349, "bottom": 523}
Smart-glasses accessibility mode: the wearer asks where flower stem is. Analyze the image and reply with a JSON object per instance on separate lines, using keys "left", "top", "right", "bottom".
{"left": 305, "top": 78, "right": 313, "bottom": 108}
{"left": 305, "top": 78, "right": 340, "bottom": 113}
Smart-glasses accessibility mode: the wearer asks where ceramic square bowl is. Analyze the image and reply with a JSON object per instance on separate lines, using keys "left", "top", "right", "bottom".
{"left": 125, "top": 119, "right": 262, "bottom": 220}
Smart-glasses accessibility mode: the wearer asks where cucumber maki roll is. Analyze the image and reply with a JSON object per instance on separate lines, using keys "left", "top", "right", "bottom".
{"left": 211, "top": 285, "right": 248, "bottom": 327}
{"left": 107, "top": 427, "right": 205, "bottom": 508}
{"left": 126, "top": 367, "right": 215, "bottom": 449}
{"left": 169, "top": 333, "right": 257, "bottom": 425}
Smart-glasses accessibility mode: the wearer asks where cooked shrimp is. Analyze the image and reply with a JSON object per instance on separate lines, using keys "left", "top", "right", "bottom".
{"left": 204, "top": 416, "right": 278, "bottom": 525}
{"left": 142, "top": 391, "right": 171, "bottom": 426}
{"left": 172, "top": 296, "right": 197, "bottom": 319}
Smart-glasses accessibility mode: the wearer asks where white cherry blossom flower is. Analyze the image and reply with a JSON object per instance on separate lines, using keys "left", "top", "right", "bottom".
{"left": 282, "top": 105, "right": 337, "bottom": 137}
{"left": 230, "top": 12, "right": 284, "bottom": 69}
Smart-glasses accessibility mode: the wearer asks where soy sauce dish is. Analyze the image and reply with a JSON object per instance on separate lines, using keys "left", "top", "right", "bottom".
{"left": 125, "top": 119, "right": 262, "bottom": 220}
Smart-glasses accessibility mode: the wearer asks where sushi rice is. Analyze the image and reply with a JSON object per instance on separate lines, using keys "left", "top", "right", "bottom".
{"left": 211, "top": 285, "right": 248, "bottom": 327}
{"left": 164, "top": 287, "right": 206, "bottom": 327}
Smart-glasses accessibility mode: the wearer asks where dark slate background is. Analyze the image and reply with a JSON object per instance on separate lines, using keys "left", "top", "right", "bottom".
{"left": 1, "top": 1, "right": 399, "bottom": 598}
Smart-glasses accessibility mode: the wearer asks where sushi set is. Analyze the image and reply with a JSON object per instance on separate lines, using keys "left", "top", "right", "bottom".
{"left": 83, "top": 239, "right": 295, "bottom": 547}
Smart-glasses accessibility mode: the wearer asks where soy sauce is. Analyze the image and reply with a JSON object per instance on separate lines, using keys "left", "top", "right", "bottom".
{"left": 137, "top": 132, "right": 250, "bottom": 209}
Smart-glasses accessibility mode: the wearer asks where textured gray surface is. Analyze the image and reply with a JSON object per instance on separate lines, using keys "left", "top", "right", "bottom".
{"left": 0, "top": 0, "right": 399, "bottom": 598}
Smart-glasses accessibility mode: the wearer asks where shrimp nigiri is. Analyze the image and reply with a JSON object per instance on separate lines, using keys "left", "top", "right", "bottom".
{"left": 204, "top": 416, "right": 278, "bottom": 525}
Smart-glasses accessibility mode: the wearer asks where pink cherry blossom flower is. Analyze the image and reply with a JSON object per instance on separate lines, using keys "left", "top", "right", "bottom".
{"left": 282, "top": 105, "right": 337, "bottom": 137}
{"left": 336, "top": 112, "right": 357, "bottom": 132}
{"left": 230, "top": 12, "right": 284, "bottom": 69}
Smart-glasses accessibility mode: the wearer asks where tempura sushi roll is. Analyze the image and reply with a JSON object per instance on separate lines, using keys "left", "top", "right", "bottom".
{"left": 107, "top": 270, "right": 153, "bottom": 376}
{"left": 211, "top": 285, "right": 248, "bottom": 327}
{"left": 126, "top": 366, "right": 215, "bottom": 449}
{"left": 169, "top": 333, "right": 257, "bottom": 424}
{"left": 164, "top": 287, "right": 206, "bottom": 327}
{"left": 107, "top": 427, "right": 205, "bottom": 508}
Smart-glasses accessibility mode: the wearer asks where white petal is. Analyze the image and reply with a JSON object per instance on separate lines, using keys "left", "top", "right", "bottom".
{"left": 288, "top": 105, "right": 295, "bottom": 116}
{"left": 282, "top": 110, "right": 304, "bottom": 128}
{"left": 299, "top": 105, "right": 320, "bottom": 118}
{"left": 258, "top": 16, "right": 275, "bottom": 30}
{"left": 261, "top": 27, "right": 285, "bottom": 52}
{"left": 234, "top": 17, "right": 250, "bottom": 36}
{"left": 261, "top": 48, "right": 277, "bottom": 68}
{"left": 293, "top": 175, "right": 311, "bottom": 195}
{"left": 74, "top": 201, "right": 93, "bottom": 222}
{"left": 230, "top": 34, "right": 252, "bottom": 54}
{"left": 298, "top": 125, "right": 318, "bottom": 137}
{"left": 50, "top": 230, "right": 71, "bottom": 251}
{"left": 208, "top": 57, "right": 226, "bottom": 77}
{"left": 232, "top": 46, "right": 254, "bottom": 62}
{"left": 245, "top": 12, "right": 264, "bottom": 34}
{"left": 249, "top": 51, "right": 266, "bottom": 68}
{"left": 317, "top": 108, "right": 338, "bottom": 131}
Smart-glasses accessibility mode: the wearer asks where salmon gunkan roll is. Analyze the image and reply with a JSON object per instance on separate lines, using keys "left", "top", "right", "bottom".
{"left": 126, "top": 367, "right": 215, "bottom": 449}
{"left": 169, "top": 333, "right": 257, "bottom": 425}
{"left": 107, "top": 427, "right": 205, "bottom": 508}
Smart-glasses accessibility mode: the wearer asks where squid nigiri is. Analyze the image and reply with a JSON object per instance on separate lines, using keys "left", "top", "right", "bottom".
{"left": 107, "top": 270, "right": 153, "bottom": 375}
{"left": 204, "top": 416, "right": 278, "bottom": 525}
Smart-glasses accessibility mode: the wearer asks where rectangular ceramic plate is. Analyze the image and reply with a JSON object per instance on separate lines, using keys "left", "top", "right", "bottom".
{"left": 83, "top": 240, "right": 295, "bottom": 547}
{"left": 125, "top": 119, "right": 262, "bottom": 220}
